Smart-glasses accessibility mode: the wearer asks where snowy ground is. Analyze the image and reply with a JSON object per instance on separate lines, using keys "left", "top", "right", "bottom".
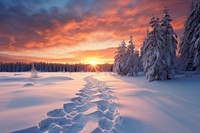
{"left": 0, "top": 72, "right": 200, "bottom": 133}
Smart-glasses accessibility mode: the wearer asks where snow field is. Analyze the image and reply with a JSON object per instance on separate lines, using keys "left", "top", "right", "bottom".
{"left": 1, "top": 72, "right": 200, "bottom": 133}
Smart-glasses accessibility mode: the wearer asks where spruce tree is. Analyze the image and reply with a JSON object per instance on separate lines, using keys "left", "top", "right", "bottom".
{"left": 191, "top": 2, "right": 200, "bottom": 72}
{"left": 31, "top": 64, "right": 38, "bottom": 78}
{"left": 126, "top": 35, "right": 135, "bottom": 76}
{"left": 113, "top": 40, "right": 127, "bottom": 75}
{"left": 142, "top": 17, "right": 168, "bottom": 81}
{"left": 161, "top": 7, "right": 177, "bottom": 78}
{"left": 141, "top": 27, "right": 150, "bottom": 71}
{"left": 133, "top": 50, "right": 141, "bottom": 75}
{"left": 126, "top": 35, "right": 140, "bottom": 76}
{"left": 179, "top": 1, "right": 200, "bottom": 71}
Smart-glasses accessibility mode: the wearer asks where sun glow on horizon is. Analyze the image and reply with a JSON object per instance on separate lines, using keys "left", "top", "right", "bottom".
{"left": 84, "top": 57, "right": 103, "bottom": 65}
{"left": 90, "top": 61, "right": 97, "bottom": 66}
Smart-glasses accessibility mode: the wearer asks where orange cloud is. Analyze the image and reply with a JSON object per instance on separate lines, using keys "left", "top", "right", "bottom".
{"left": 0, "top": 0, "right": 192, "bottom": 63}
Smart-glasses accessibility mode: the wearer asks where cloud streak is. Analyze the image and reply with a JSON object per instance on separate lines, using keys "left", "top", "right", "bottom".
{"left": 0, "top": 47, "right": 116, "bottom": 63}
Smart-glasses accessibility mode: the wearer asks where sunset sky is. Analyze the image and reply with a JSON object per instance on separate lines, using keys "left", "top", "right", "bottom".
{"left": 0, "top": 0, "right": 193, "bottom": 64}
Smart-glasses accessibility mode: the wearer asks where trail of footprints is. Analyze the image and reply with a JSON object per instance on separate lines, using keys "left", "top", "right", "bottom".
{"left": 38, "top": 76, "right": 122, "bottom": 133}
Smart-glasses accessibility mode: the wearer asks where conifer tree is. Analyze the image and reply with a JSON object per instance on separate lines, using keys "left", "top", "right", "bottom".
{"left": 113, "top": 40, "right": 127, "bottom": 75}
{"left": 141, "top": 27, "right": 150, "bottom": 71}
{"left": 126, "top": 35, "right": 140, "bottom": 76}
{"left": 190, "top": 1, "right": 200, "bottom": 72}
{"left": 179, "top": 1, "right": 200, "bottom": 71}
{"left": 125, "top": 35, "right": 135, "bottom": 75}
{"left": 31, "top": 64, "right": 38, "bottom": 78}
{"left": 161, "top": 7, "right": 177, "bottom": 78}
{"left": 142, "top": 17, "right": 167, "bottom": 81}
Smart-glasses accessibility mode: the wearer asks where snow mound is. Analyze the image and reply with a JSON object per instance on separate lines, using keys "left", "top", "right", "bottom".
{"left": 47, "top": 109, "right": 66, "bottom": 117}
{"left": 39, "top": 76, "right": 73, "bottom": 82}
{"left": 63, "top": 103, "right": 76, "bottom": 113}
{"left": 23, "top": 83, "right": 34, "bottom": 87}
{"left": 99, "top": 117, "right": 113, "bottom": 130}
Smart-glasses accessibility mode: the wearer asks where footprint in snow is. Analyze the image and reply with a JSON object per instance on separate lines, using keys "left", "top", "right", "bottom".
{"left": 38, "top": 76, "right": 123, "bottom": 133}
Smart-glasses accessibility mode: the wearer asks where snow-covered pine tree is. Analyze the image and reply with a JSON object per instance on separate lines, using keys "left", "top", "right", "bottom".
{"left": 179, "top": 1, "right": 200, "bottom": 71}
{"left": 193, "top": 27, "right": 200, "bottom": 72}
{"left": 113, "top": 40, "right": 127, "bottom": 75}
{"left": 140, "top": 27, "right": 150, "bottom": 71}
{"left": 126, "top": 34, "right": 135, "bottom": 76}
{"left": 161, "top": 7, "right": 177, "bottom": 78}
{"left": 142, "top": 16, "right": 168, "bottom": 81}
{"left": 191, "top": 2, "right": 200, "bottom": 72}
{"left": 126, "top": 35, "right": 140, "bottom": 76}
{"left": 31, "top": 64, "right": 37, "bottom": 78}
{"left": 134, "top": 50, "right": 142, "bottom": 75}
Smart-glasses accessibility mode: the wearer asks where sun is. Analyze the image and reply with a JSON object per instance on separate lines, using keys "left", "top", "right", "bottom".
{"left": 90, "top": 61, "right": 97, "bottom": 66}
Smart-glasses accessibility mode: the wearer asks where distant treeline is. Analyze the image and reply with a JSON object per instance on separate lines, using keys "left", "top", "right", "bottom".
{"left": 0, "top": 62, "right": 113, "bottom": 72}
